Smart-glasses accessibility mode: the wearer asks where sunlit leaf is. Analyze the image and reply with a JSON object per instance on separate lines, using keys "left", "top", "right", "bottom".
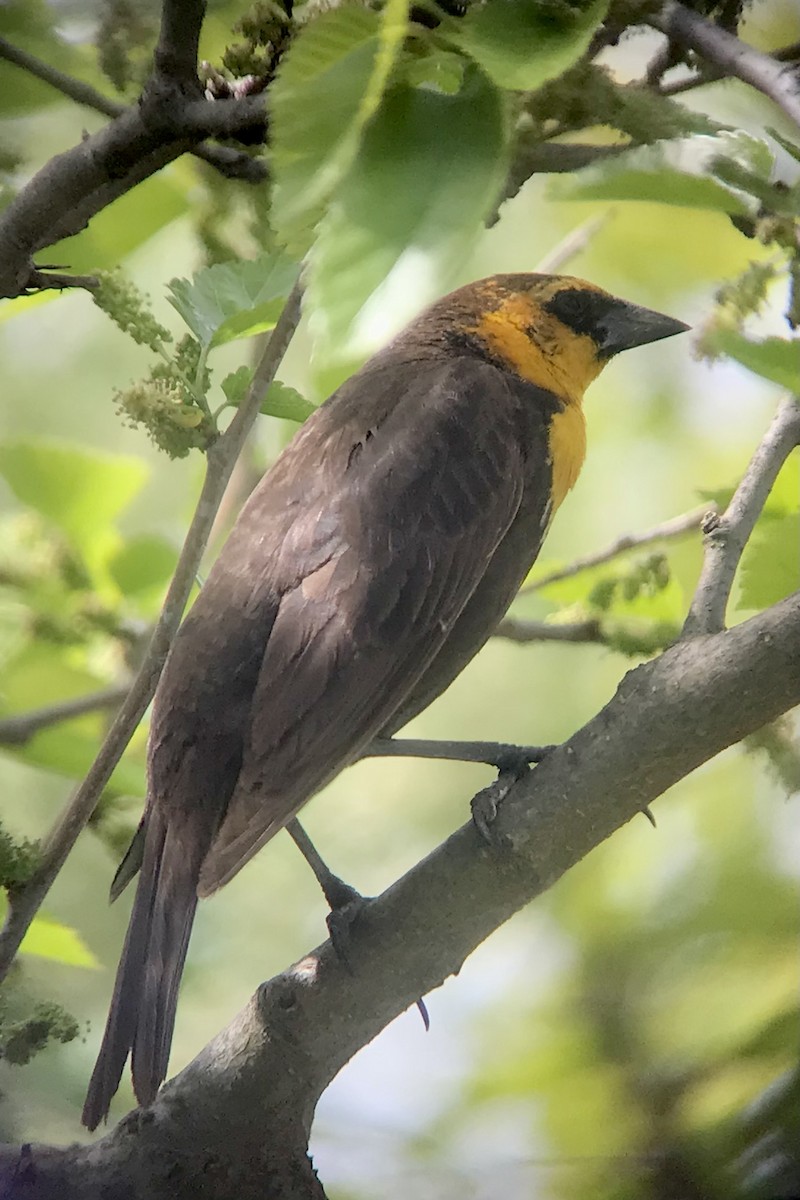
{"left": 308, "top": 67, "right": 508, "bottom": 349}
{"left": 0, "top": 441, "right": 148, "bottom": 556}
{"left": 20, "top": 912, "right": 99, "bottom": 968}
{"left": 271, "top": 0, "right": 409, "bottom": 252}
{"left": 555, "top": 132, "right": 774, "bottom": 216}
{"left": 705, "top": 329, "right": 800, "bottom": 392}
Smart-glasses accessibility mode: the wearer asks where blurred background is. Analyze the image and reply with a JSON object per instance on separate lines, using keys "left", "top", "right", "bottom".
{"left": 0, "top": 1, "right": 798, "bottom": 1197}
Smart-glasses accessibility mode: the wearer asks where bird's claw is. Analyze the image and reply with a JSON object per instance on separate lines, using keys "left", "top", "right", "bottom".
{"left": 326, "top": 891, "right": 372, "bottom": 972}
{"left": 472, "top": 744, "right": 555, "bottom": 843}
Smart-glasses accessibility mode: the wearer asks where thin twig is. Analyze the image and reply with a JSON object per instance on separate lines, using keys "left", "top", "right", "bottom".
{"left": 535, "top": 214, "right": 611, "bottom": 274}
{"left": 0, "top": 279, "right": 303, "bottom": 985}
{"left": 494, "top": 617, "right": 605, "bottom": 644}
{"left": 658, "top": 38, "right": 800, "bottom": 97}
{"left": 652, "top": 2, "right": 800, "bottom": 130}
{"left": 682, "top": 396, "right": 800, "bottom": 638}
{"left": 520, "top": 506, "right": 708, "bottom": 595}
{"left": 365, "top": 737, "right": 552, "bottom": 767}
{"left": 0, "top": 686, "right": 130, "bottom": 746}
{"left": 0, "top": 36, "right": 122, "bottom": 116}
{"left": 0, "top": 35, "right": 266, "bottom": 183}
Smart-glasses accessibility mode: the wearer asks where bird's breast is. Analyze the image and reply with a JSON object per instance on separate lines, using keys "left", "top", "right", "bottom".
{"left": 547, "top": 400, "right": 587, "bottom": 513}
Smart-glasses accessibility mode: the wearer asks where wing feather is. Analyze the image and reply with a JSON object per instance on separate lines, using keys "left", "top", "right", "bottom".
{"left": 198, "top": 356, "right": 530, "bottom": 893}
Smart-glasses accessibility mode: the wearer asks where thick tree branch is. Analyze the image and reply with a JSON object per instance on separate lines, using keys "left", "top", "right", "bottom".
{"left": 151, "top": 0, "right": 206, "bottom": 92}
{"left": 2, "top": 590, "right": 798, "bottom": 1199}
{"left": 0, "top": 0, "right": 268, "bottom": 298}
{"left": 683, "top": 396, "right": 800, "bottom": 636}
{"left": 657, "top": 39, "right": 800, "bottom": 97}
{"left": 652, "top": 2, "right": 800, "bottom": 131}
{"left": 0, "top": 281, "right": 303, "bottom": 985}
{"left": 0, "top": 36, "right": 266, "bottom": 183}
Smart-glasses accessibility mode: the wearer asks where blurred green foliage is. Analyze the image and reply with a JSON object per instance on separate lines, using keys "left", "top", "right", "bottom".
{"left": 0, "top": 0, "right": 798, "bottom": 1193}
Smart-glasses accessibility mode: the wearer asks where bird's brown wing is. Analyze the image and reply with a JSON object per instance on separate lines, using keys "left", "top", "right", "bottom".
{"left": 198, "top": 355, "right": 532, "bottom": 894}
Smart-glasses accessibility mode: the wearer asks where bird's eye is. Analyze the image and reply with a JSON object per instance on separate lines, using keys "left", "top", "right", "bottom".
{"left": 542, "top": 289, "right": 603, "bottom": 338}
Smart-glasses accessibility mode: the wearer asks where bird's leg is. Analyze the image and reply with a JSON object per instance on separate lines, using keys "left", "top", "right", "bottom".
{"left": 365, "top": 736, "right": 555, "bottom": 773}
{"left": 367, "top": 737, "right": 556, "bottom": 844}
{"left": 286, "top": 818, "right": 430, "bottom": 1028}
{"left": 287, "top": 818, "right": 362, "bottom": 913}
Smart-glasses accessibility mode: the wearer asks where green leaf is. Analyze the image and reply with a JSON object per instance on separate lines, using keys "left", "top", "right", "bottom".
{"left": 108, "top": 534, "right": 178, "bottom": 598}
{"left": 555, "top": 132, "right": 774, "bottom": 216}
{"left": 0, "top": 441, "right": 148, "bottom": 556}
{"left": 20, "top": 912, "right": 99, "bottom": 968}
{"left": 767, "top": 127, "right": 800, "bottom": 166}
{"left": 403, "top": 49, "right": 466, "bottom": 96}
{"left": 445, "top": 0, "right": 609, "bottom": 92}
{"left": 738, "top": 514, "right": 799, "bottom": 611}
{"left": 271, "top": 1, "right": 409, "bottom": 253}
{"left": 220, "top": 366, "right": 254, "bottom": 408}
{"left": 308, "top": 67, "right": 508, "bottom": 350}
{"left": 221, "top": 369, "right": 316, "bottom": 423}
{"left": 261, "top": 381, "right": 317, "bottom": 423}
{"left": 704, "top": 329, "right": 800, "bottom": 392}
{"left": 167, "top": 253, "right": 299, "bottom": 349}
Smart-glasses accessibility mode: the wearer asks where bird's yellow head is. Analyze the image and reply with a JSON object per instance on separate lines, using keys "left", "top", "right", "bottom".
{"left": 413, "top": 273, "right": 688, "bottom": 513}
{"left": 459, "top": 273, "right": 689, "bottom": 406}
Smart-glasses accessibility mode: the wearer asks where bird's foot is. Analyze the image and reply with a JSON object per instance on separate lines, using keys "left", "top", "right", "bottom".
{"left": 471, "top": 744, "right": 555, "bottom": 844}
{"left": 325, "top": 883, "right": 371, "bottom": 973}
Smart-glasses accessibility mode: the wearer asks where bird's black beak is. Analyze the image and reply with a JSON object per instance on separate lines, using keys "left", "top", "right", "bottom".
{"left": 599, "top": 302, "right": 690, "bottom": 358}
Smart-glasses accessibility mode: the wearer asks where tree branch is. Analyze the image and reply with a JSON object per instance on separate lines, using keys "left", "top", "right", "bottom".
{"left": 2, "top": 589, "right": 798, "bottom": 1199}
{"left": 0, "top": 687, "right": 130, "bottom": 746}
{"left": 0, "top": 36, "right": 121, "bottom": 117}
{"left": 151, "top": 0, "right": 207, "bottom": 92}
{"left": 652, "top": 2, "right": 800, "bottom": 131}
{"left": 494, "top": 617, "right": 605, "bottom": 643}
{"left": 656, "top": 39, "right": 800, "bottom": 97}
{"left": 683, "top": 396, "right": 800, "bottom": 637}
{"left": 0, "top": 280, "right": 303, "bottom": 985}
{"left": 0, "top": 36, "right": 267, "bottom": 183}
{"left": 520, "top": 505, "right": 708, "bottom": 595}
{"left": 0, "top": 0, "right": 268, "bottom": 298}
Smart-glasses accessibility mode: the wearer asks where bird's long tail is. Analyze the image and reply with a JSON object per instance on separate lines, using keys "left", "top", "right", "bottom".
{"left": 82, "top": 811, "right": 199, "bottom": 1130}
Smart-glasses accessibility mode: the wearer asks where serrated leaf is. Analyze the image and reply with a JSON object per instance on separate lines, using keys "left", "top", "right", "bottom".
{"left": 738, "top": 514, "right": 799, "bottom": 611}
{"left": 446, "top": 0, "right": 609, "bottom": 91}
{"left": 221, "top": 366, "right": 254, "bottom": 407}
{"left": 261, "top": 381, "right": 317, "bottom": 423}
{"left": 20, "top": 913, "right": 99, "bottom": 968}
{"left": 222, "top": 369, "right": 315, "bottom": 423}
{"left": 554, "top": 132, "right": 774, "bottom": 216}
{"left": 705, "top": 330, "right": 800, "bottom": 392}
{"left": 308, "top": 67, "right": 508, "bottom": 350}
{"left": 0, "top": 441, "right": 148, "bottom": 556}
{"left": 271, "top": 1, "right": 409, "bottom": 253}
{"left": 167, "top": 253, "right": 298, "bottom": 348}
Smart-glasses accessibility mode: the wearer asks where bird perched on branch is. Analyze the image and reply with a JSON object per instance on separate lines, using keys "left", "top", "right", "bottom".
{"left": 82, "top": 272, "right": 688, "bottom": 1129}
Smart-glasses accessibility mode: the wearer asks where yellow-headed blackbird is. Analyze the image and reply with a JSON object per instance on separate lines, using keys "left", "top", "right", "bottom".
{"left": 82, "top": 273, "right": 688, "bottom": 1129}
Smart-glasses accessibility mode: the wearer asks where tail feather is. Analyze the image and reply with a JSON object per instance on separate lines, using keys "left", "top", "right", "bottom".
{"left": 131, "top": 825, "right": 198, "bottom": 1107}
{"left": 82, "top": 813, "right": 199, "bottom": 1130}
